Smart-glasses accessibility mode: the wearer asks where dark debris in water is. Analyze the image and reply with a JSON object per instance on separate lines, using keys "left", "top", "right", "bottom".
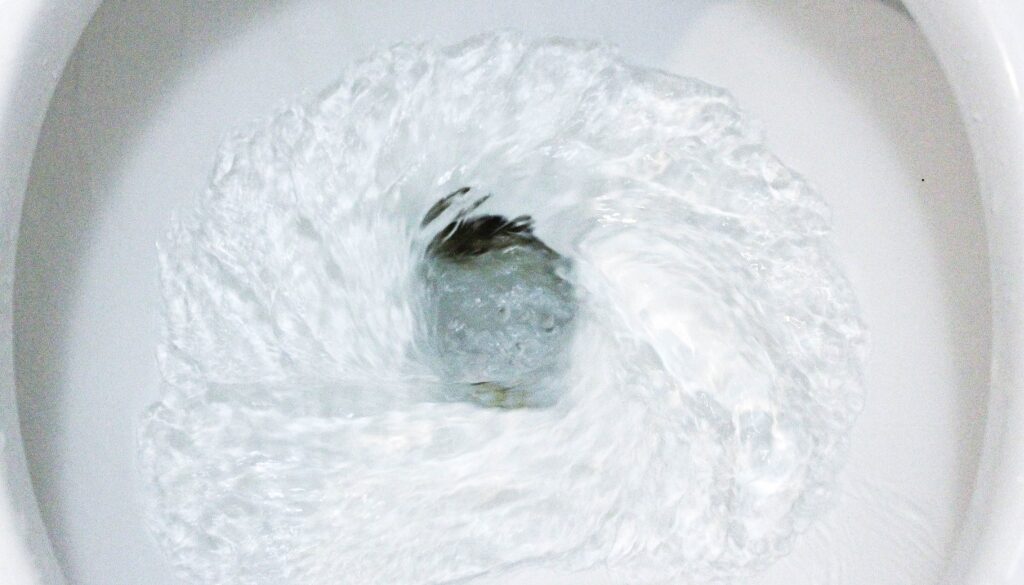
{"left": 424, "top": 187, "right": 555, "bottom": 262}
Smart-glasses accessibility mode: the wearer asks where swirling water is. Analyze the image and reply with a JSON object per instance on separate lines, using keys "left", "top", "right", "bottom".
{"left": 139, "top": 34, "right": 867, "bottom": 585}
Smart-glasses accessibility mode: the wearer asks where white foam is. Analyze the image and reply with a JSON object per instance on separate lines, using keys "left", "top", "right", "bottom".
{"left": 139, "top": 33, "right": 867, "bottom": 584}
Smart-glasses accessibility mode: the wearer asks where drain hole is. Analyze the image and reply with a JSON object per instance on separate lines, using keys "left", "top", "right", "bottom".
{"left": 419, "top": 188, "right": 577, "bottom": 408}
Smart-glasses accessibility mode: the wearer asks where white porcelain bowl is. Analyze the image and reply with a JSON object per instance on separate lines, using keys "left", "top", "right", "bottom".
{"left": 1, "top": 2, "right": 1022, "bottom": 584}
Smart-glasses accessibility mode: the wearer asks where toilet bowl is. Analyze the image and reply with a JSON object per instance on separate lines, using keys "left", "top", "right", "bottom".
{"left": 1, "top": 1, "right": 1023, "bottom": 584}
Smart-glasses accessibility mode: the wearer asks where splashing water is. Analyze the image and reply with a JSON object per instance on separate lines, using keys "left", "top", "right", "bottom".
{"left": 139, "top": 34, "right": 867, "bottom": 585}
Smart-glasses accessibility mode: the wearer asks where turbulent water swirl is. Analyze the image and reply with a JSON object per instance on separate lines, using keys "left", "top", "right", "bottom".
{"left": 139, "top": 33, "right": 867, "bottom": 585}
